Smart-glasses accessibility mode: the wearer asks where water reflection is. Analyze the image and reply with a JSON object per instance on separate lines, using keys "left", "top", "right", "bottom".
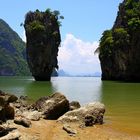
{"left": 101, "top": 81, "right": 140, "bottom": 115}
{"left": 51, "top": 77, "right": 102, "bottom": 105}
{"left": 0, "top": 76, "right": 102, "bottom": 104}
{"left": 24, "top": 81, "right": 53, "bottom": 101}
{"left": 100, "top": 81, "right": 140, "bottom": 133}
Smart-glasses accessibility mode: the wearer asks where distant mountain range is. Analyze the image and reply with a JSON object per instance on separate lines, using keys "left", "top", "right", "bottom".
{"left": 0, "top": 19, "right": 31, "bottom": 76}
{"left": 58, "top": 69, "right": 101, "bottom": 77}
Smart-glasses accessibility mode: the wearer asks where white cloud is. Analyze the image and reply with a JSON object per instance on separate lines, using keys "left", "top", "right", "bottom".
{"left": 58, "top": 34, "right": 101, "bottom": 75}
{"left": 22, "top": 30, "right": 26, "bottom": 42}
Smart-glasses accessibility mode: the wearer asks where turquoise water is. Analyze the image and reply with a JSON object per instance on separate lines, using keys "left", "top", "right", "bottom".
{"left": 0, "top": 76, "right": 140, "bottom": 134}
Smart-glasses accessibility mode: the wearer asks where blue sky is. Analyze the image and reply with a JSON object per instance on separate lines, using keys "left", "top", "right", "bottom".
{"left": 0, "top": 0, "right": 122, "bottom": 75}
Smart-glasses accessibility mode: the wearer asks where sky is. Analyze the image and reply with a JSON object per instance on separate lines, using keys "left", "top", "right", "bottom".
{"left": 0, "top": 0, "right": 122, "bottom": 75}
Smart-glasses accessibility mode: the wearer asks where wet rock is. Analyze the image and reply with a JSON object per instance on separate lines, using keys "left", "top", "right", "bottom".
{"left": 33, "top": 92, "right": 69, "bottom": 120}
{"left": 19, "top": 95, "right": 28, "bottom": 101}
{"left": 58, "top": 102, "right": 105, "bottom": 124}
{"left": 63, "top": 124, "right": 77, "bottom": 135}
{"left": 69, "top": 101, "right": 81, "bottom": 111}
{"left": 14, "top": 117, "right": 31, "bottom": 128}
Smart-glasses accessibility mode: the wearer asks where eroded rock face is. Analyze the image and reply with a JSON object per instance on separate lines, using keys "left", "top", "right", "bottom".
{"left": 99, "top": 0, "right": 140, "bottom": 82}
{"left": 32, "top": 92, "right": 69, "bottom": 120}
{"left": 58, "top": 102, "right": 105, "bottom": 124}
{"left": 24, "top": 9, "right": 61, "bottom": 81}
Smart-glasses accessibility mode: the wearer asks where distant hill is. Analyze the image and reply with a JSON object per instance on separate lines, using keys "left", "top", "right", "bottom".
{"left": 58, "top": 69, "right": 101, "bottom": 77}
{"left": 0, "top": 19, "right": 30, "bottom": 76}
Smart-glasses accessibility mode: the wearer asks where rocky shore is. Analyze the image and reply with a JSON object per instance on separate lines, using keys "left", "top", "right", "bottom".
{"left": 0, "top": 90, "right": 106, "bottom": 140}
{"left": 0, "top": 90, "right": 139, "bottom": 140}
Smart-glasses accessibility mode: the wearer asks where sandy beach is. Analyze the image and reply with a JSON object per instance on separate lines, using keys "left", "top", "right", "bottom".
{"left": 16, "top": 119, "right": 140, "bottom": 140}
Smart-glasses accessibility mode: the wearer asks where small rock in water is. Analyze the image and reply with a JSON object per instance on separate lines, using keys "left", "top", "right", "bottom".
{"left": 69, "top": 101, "right": 81, "bottom": 111}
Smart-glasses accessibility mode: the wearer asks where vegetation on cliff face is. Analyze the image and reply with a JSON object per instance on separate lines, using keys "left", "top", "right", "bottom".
{"left": 24, "top": 9, "right": 63, "bottom": 81}
{"left": 99, "top": 0, "right": 140, "bottom": 81}
{"left": 0, "top": 19, "right": 30, "bottom": 76}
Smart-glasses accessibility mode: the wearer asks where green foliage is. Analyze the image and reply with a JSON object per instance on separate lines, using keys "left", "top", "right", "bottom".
{"left": 99, "top": 30, "right": 113, "bottom": 57}
{"left": 99, "top": 0, "right": 140, "bottom": 58}
{"left": 45, "top": 8, "right": 51, "bottom": 14}
{"left": 113, "top": 28, "right": 130, "bottom": 47}
{"left": 28, "top": 20, "right": 45, "bottom": 33}
{"left": 0, "top": 19, "right": 31, "bottom": 76}
{"left": 128, "top": 17, "right": 140, "bottom": 30}
{"left": 45, "top": 8, "right": 64, "bottom": 26}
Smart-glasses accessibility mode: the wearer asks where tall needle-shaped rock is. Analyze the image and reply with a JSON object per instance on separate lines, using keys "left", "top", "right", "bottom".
{"left": 24, "top": 9, "right": 63, "bottom": 81}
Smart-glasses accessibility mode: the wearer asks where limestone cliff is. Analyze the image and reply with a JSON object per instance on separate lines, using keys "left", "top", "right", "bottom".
{"left": 24, "top": 9, "right": 62, "bottom": 81}
{"left": 99, "top": 0, "right": 140, "bottom": 82}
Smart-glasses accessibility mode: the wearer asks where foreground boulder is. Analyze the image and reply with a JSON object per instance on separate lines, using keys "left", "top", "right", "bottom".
{"left": 32, "top": 92, "right": 69, "bottom": 120}
{"left": 0, "top": 90, "right": 18, "bottom": 121}
{"left": 58, "top": 102, "right": 105, "bottom": 125}
{"left": 14, "top": 117, "right": 31, "bottom": 128}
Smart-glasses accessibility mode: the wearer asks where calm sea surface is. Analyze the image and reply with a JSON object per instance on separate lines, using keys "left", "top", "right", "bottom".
{"left": 0, "top": 76, "right": 140, "bottom": 135}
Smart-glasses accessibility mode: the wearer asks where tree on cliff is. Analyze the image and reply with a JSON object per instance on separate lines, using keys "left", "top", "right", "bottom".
{"left": 98, "top": 0, "right": 140, "bottom": 82}
{"left": 24, "top": 9, "right": 63, "bottom": 81}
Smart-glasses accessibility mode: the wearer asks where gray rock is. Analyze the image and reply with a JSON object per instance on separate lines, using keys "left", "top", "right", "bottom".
{"left": 58, "top": 102, "right": 105, "bottom": 124}
{"left": 32, "top": 92, "right": 69, "bottom": 120}
{"left": 14, "top": 117, "right": 31, "bottom": 127}
{"left": 69, "top": 101, "right": 81, "bottom": 111}
{"left": 63, "top": 124, "right": 77, "bottom": 135}
{"left": 22, "top": 111, "right": 42, "bottom": 121}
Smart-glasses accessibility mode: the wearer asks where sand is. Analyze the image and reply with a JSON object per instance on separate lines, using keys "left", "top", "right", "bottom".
{"left": 15, "top": 119, "right": 140, "bottom": 140}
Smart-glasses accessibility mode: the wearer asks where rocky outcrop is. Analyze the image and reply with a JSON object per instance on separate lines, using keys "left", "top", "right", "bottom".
{"left": 99, "top": 0, "right": 140, "bottom": 82}
{"left": 24, "top": 9, "right": 62, "bottom": 81}
{"left": 58, "top": 102, "right": 105, "bottom": 125}
{"left": 0, "top": 90, "right": 106, "bottom": 139}
{"left": 0, "top": 90, "right": 18, "bottom": 122}
{"left": 32, "top": 92, "right": 69, "bottom": 119}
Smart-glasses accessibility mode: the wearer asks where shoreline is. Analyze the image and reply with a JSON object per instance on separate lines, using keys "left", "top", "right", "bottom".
{"left": 0, "top": 91, "right": 140, "bottom": 140}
